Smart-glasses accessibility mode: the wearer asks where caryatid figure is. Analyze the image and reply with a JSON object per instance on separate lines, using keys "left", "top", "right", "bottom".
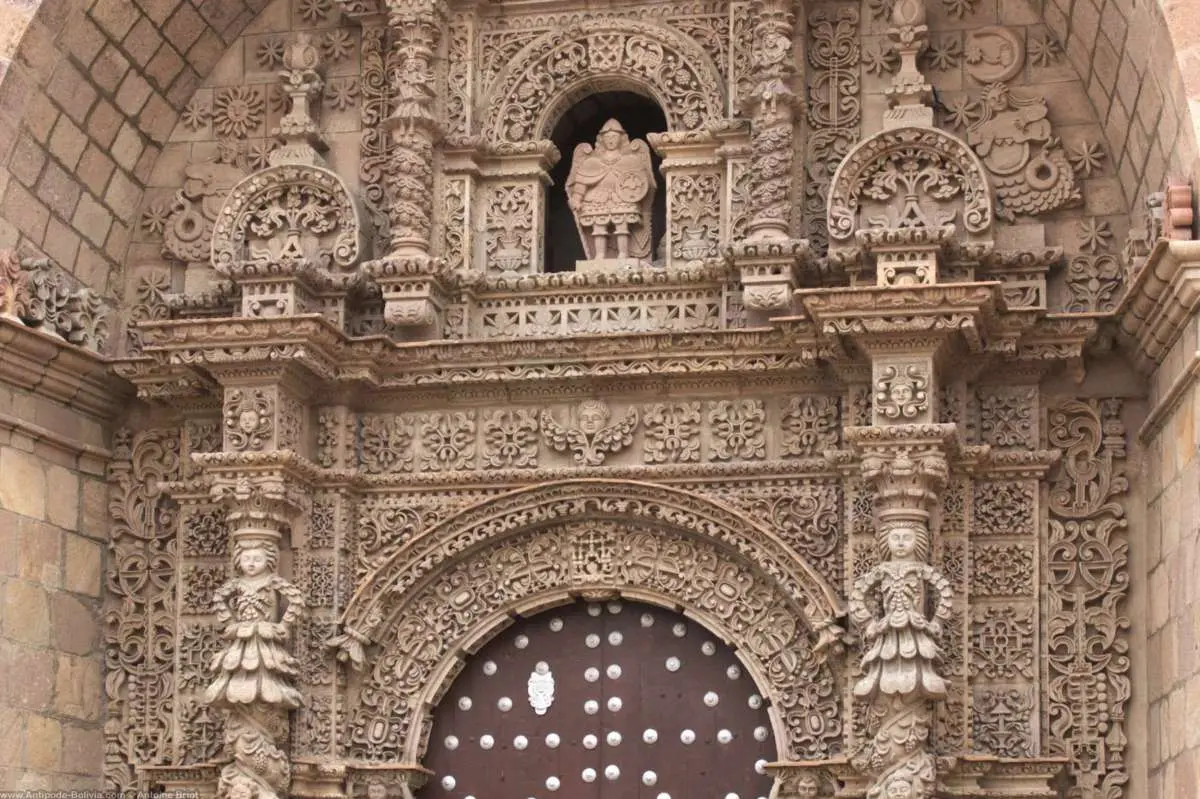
{"left": 566, "top": 119, "right": 657, "bottom": 261}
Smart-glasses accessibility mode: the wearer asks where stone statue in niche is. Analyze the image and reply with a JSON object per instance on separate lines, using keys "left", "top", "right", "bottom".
{"left": 566, "top": 119, "right": 657, "bottom": 265}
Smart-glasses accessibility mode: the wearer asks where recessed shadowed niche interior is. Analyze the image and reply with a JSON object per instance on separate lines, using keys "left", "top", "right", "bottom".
{"left": 545, "top": 91, "right": 668, "bottom": 273}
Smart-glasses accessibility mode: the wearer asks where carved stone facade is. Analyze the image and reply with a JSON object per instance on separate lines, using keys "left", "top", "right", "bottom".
{"left": 4, "top": 0, "right": 1200, "bottom": 797}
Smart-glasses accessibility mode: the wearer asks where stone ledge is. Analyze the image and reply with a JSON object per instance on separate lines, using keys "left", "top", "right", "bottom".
{"left": 1119, "top": 239, "right": 1200, "bottom": 373}
{"left": 0, "top": 411, "right": 110, "bottom": 476}
{"left": 0, "top": 316, "right": 131, "bottom": 423}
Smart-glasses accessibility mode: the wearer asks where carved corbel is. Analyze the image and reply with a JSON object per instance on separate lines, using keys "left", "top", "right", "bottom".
{"left": 345, "top": 764, "right": 431, "bottom": 799}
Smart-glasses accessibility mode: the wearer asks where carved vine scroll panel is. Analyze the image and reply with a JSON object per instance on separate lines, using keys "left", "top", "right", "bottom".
{"left": 421, "top": 599, "right": 775, "bottom": 799}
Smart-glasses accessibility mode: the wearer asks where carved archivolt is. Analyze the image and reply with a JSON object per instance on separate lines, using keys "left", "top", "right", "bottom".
{"left": 334, "top": 479, "right": 846, "bottom": 763}
{"left": 826, "top": 126, "right": 993, "bottom": 247}
{"left": 483, "top": 19, "right": 726, "bottom": 143}
{"left": 210, "top": 164, "right": 366, "bottom": 276}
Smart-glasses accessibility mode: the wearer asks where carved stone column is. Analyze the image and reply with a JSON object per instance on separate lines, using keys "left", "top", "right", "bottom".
{"left": 742, "top": 0, "right": 799, "bottom": 241}
{"left": 727, "top": 0, "right": 807, "bottom": 314}
{"left": 368, "top": 0, "right": 450, "bottom": 328}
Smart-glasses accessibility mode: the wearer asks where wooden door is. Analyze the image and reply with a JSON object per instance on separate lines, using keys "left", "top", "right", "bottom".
{"left": 421, "top": 599, "right": 775, "bottom": 799}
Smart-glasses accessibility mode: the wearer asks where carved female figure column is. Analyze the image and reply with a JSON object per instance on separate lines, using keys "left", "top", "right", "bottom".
{"left": 204, "top": 526, "right": 306, "bottom": 799}
{"left": 845, "top": 439, "right": 953, "bottom": 799}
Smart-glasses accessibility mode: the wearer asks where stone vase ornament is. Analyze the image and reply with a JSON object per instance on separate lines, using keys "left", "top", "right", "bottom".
{"left": 204, "top": 532, "right": 305, "bottom": 799}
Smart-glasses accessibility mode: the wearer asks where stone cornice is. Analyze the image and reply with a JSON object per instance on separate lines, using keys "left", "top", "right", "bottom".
{"left": 132, "top": 315, "right": 825, "bottom": 395}
{"left": 1117, "top": 238, "right": 1200, "bottom": 373}
{"left": 0, "top": 316, "right": 131, "bottom": 423}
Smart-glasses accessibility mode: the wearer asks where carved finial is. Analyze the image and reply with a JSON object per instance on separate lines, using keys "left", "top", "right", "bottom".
{"left": 883, "top": 0, "right": 933, "bottom": 127}
{"left": 271, "top": 33, "right": 328, "bottom": 166}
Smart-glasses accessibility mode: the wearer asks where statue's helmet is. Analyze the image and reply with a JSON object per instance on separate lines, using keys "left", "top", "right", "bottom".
{"left": 599, "top": 118, "right": 627, "bottom": 137}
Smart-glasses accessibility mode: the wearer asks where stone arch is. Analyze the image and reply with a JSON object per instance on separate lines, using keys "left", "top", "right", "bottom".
{"left": 482, "top": 19, "right": 726, "bottom": 144}
{"left": 333, "top": 479, "right": 846, "bottom": 765}
{"left": 825, "top": 126, "right": 994, "bottom": 248}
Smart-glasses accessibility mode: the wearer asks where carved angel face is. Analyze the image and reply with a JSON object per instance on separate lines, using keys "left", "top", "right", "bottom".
{"left": 237, "top": 409, "right": 261, "bottom": 434}
{"left": 366, "top": 783, "right": 387, "bottom": 799}
{"left": 889, "top": 380, "right": 914, "bottom": 404}
{"left": 578, "top": 401, "right": 610, "bottom": 434}
{"left": 600, "top": 130, "right": 622, "bottom": 150}
{"left": 885, "top": 778, "right": 914, "bottom": 799}
{"left": 886, "top": 527, "right": 917, "bottom": 560}
{"left": 795, "top": 776, "right": 819, "bottom": 798}
{"left": 239, "top": 546, "right": 270, "bottom": 578}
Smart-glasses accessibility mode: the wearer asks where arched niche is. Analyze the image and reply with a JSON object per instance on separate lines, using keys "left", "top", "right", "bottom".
{"left": 544, "top": 91, "right": 669, "bottom": 271}
{"left": 482, "top": 19, "right": 727, "bottom": 145}
{"left": 333, "top": 480, "right": 846, "bottom": 766}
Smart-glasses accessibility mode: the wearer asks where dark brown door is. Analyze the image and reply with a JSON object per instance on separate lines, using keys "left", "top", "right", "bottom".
{"left": 421, "top": 599, "right": 775, "bottom": 799}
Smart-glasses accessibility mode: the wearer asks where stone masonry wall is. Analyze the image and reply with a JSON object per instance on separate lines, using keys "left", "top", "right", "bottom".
{"left": 0, "top": 382, "right": 109, "bottom": 790}
{"left": 1143, "top": 318, "right": 1200, "bottom": 798}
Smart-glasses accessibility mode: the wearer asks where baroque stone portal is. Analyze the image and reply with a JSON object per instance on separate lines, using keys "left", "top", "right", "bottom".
{"left": 20, "top": 0, "right": 1158, "bottom": 798}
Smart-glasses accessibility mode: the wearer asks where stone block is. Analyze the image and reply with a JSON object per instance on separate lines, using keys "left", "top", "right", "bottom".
{"left": 78, "top": 479, "right": 107, "bottom": 541}
{"left": 76, "top": 144, "right": 116, "bottom": 198}
{"left": 138, "top": 91, "right": 176, "bottom": 145}
{"left": 103, "top": 169, "right": 141, "bottom": 225}
{"left": 71, "top": 193, "right": 113, "bottom": 248}
{"left": 57, "top": 13, "right": 106, "bottom": 67}
{"left": 3, "top": 643, "right": 54, "bottom": 712}
{"left": 163, "top": 3, "right": 206, "bottom": 53}
{"left": 89, "top": 43, "right": 130, "bottom": 95}
{"left": 90, "top": 0, "right": 140, "bottom": 41}
{"left": 145, "top": 43, "right": 185, "bottom": 92}
{"left": 110, "top": 122, "right": 144, "bottom": 172}
{"left": 135, "top": 0, "right": 183, "bottom": 27}
{"left": 60, "top": 724, "right": 103, "bottom": 776}
{"left": 50, "top": 592, "right": 97, "bottom": 656}
{"left": 61, "top": 535, "right": 97, "bottom": 599}
{"left": 8, "top": 133, "right": 45, "bottom": 188}
{"left": 35, "top": 159, "right": 82, "bottom": 221}
{"left": 3, "top": 580, "right": 50, "bottom": 647}
{"left": 25, "top": 715, "right": 61, "bottom": 772}
{"left": 0, "top": 447, "right": 46, "bottom": 521}
{"left": 122, "top": 15, "right": 163, "bottom": 67}
{"left": 104, "top": 219, "right": 132, "bottom": 261}
{"left": 1150, "top": 563, "right": 1170, "bottom": 632}
{"left": 0, "top": 182, "right": 50, "bottom": 244}
{"left": 114, "top": 71, "right": 152, "bottom": 117}
{"left": 45, "top": 61, "right": 96, "bottom": 127}
{"left": 47, "top": 116, "right": 87, "bottom": 171}
{"left": 43, "top": 217, "right": 82, "bottom": 272}
{"left": 0, "top": 708, "right": 21, "bottom": 768}
{"left": 54, "top": 653, "right": 101, "bottom": 721}
{"left": 17, "top": 518, "right": 60, "bottom": 587}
